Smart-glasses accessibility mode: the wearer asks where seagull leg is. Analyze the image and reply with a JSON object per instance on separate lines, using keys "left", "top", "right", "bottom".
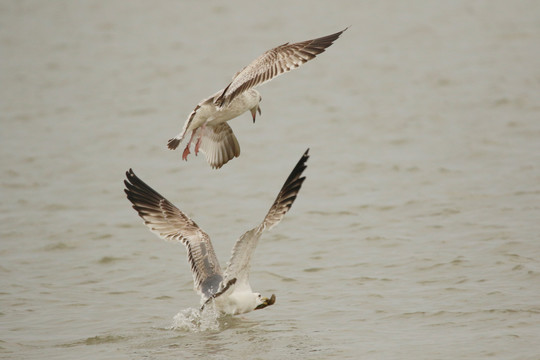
{"left": 194, "top": 137, "right": 202, "bottom": 156}
{"left": 194, "top": 124, "right": 205, "bottom": 156}
{"left": 182, "top": 130, "right": 198, "bottom": 161}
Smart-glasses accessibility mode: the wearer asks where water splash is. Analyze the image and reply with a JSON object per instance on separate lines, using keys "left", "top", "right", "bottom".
{"left": 170, "top": 305, "right": 220, "bottom": 332}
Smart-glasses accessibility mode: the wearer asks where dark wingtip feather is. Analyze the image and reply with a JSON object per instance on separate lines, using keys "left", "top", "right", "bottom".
{"left": 123, "top": 169, "right": 171, "bottom": 215}
{"left": 309, "top": 28, "right": 347, "bottom": 49}
{"left": 282, "top": 148, "right": 309, "bottom": 188}
{"left": 263, "top": 148, "right": 309, "bottom": 227}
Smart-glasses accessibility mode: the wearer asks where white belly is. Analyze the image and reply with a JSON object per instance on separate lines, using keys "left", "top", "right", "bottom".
{"left": 207, "top": 90, "right": 260, "bottom": 126}
{"left": 214, "top": 290, "right": 257, "bottom": 315}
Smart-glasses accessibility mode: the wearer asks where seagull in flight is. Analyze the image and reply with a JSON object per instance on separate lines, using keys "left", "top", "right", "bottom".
{"left": 124, "top": 149, "right": 309, "bottom": 315}
{"left": 167, "top": 29, "right": 346, "bottom": 169}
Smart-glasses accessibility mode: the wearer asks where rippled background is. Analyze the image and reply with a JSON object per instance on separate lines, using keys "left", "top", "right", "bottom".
{"left": 2, "top": 1, "right": 539, "bottom": 359}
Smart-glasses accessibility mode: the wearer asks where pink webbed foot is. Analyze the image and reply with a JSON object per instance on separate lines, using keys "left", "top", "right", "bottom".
{"left": 182, "top": 145, "right": 190, "bottom": 161}
{"left": 182, "top": 129, "right": 199, "bottom": 161}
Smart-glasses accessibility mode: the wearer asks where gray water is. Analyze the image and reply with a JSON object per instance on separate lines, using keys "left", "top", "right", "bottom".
{"left": 2, "top": 1, "right": 540, "bottom": 359}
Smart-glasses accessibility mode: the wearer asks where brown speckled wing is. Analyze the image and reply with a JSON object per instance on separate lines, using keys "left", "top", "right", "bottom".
{"left": 214, "top": 29, "right": 347, "bottom": 107}
{"left": 223, "top": 149, "right": 309, "bottom": 289}
{"left": 124, "top": 169, "right": 223, "bottom": 300}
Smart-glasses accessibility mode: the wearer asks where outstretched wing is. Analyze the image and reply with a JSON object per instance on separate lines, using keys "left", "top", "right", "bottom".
{"left": 223, "top": 149, "right": 309, "bottom": 289}
{"left": 124, "top": 169, "right": 223, "bottom": 300}
{"left": 214, "top": 29, "right": 347, "bottom": 108}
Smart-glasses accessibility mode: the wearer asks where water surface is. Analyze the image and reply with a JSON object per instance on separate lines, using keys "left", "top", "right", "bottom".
{"left": 1, "top": 1, "right": 540, "bottom": 359}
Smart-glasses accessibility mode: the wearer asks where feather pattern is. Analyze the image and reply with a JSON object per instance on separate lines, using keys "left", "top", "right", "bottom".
{"left": 198, "top": 122, "right": 241, "bottom": 169}
{"left": 214, "top": 29, "right": 347, "bottom": 108}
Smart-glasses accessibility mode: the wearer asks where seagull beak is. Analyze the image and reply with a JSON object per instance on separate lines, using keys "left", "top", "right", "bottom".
{"left": 250, "top": 106, "right": 261, "bottom": 123}
{"left": 255, "top": 294, "right": 276, "bottom": 310}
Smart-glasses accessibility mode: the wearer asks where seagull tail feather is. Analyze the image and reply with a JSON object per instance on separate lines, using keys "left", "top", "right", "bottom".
{"left": 167, "top": 136, "right": 182, "bottom": 150}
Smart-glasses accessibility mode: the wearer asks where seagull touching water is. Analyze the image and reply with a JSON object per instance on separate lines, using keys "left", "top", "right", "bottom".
{"left": 167, "top": 28, "right": 346, "bottom": 169}
{"left": 124, "top": 149, "right": 309, "bottom": 315}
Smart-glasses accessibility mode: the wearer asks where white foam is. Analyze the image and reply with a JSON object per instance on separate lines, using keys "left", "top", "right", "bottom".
{"left": 170, "top": 305, "right": 220, "bottom": 332}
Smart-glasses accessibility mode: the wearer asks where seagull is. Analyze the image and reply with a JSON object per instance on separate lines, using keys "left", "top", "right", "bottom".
{"left": 167, "top": 28, "right": 346, "bottom": 169}
{"left": 124, "top": 149, "right": 309, "bottom": 315}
